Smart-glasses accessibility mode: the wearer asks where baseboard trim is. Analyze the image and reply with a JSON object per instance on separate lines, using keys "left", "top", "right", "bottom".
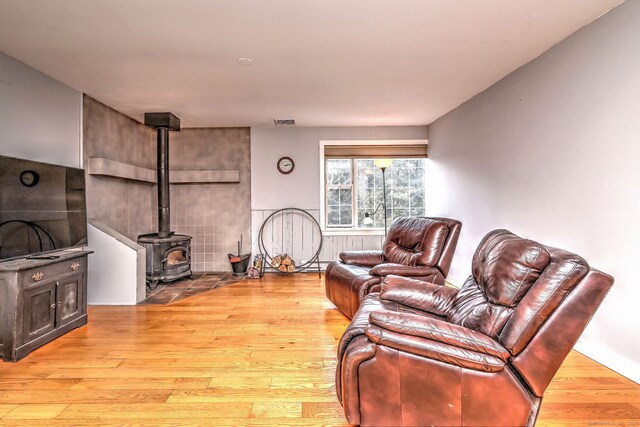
{"left": 574, "top": 339, "right": 640, "bottom": 385}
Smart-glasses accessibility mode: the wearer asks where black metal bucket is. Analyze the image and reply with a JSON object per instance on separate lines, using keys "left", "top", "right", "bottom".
{"left": 228, "top": 253, "right": 251, "bottom": 276}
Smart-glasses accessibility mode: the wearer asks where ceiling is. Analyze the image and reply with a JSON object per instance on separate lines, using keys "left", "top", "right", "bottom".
{"left": 0, "top": 0, "right": 623, "bottom": 128}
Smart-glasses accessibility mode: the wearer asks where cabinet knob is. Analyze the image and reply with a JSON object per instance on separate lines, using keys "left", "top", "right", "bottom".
{"left": 50, "top": 303, "right": 56, "bottom": 309}
{"left": 70, "top": 262, "right": 80, "bottom": 271}
{"left": 32, "top": 271, "right": 44, "bottom": 281}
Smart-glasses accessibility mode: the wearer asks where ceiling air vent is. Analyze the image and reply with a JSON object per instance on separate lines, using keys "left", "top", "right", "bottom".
{"left": 273, "top": 118, "right": 295, "bottom": 126}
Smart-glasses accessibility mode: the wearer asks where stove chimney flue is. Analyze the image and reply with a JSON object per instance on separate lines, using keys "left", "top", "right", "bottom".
{"left": 144, "top": 112, "right": 181, "bottom": 238}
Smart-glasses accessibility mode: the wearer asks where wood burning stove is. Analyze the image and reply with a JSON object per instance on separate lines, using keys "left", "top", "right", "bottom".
{"left": 137, "top": 112, "right": 193, "bottom": 290}
{"left": 138, "top": 233, "right": 192, "bottom": 289}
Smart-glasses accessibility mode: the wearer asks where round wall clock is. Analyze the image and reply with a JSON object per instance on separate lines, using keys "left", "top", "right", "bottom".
{"left": 20, "top": 170, "right": 40, "bottom": 187}
{"left": 277, "top": 156, "right": 295, "bottom": 174}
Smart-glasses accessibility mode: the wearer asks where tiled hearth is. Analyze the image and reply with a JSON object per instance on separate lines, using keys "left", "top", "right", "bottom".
{"left": 142, "top": 273, "right": 245, "bottom": 304}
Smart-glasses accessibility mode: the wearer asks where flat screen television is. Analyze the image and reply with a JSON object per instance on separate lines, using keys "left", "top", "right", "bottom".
{"left": 0, "top": 154, "right": 88, "bottom": 261}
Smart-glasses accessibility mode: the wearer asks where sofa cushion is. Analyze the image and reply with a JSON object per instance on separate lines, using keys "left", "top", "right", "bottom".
{"left": 447, "top": 277, "right": 514, "bottom": 339}
{"left": 384, "top": 217, "right": 449, "bottom": 267}
{"left": 472, "top": 229, "right": 551, "bottom": 307}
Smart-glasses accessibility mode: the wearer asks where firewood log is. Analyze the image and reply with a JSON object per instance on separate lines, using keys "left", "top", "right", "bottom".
{"left": 286, "top": 264, "right": 295, "bottom": 273}
{"left": 271, "top": 254, "right": 282, "bottom": 268}
{"left": 278, "top": 264, "right": 288, "bottom": 272}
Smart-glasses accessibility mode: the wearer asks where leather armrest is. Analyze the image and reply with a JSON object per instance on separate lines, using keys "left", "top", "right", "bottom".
{"left": 337, "top": 294, "right": 400, "bottom": 361}
{"left": 379, "top": 275, "right": 458, "bottom": 316}
{"left": 368, "top": 310, "right": 510, "bottom": 360}
{"left": 370, "top": 263, "right": 437, "bottom": 277}
{"left": 365, "top": 325, "right": 506, "bottom": 373}
{"left": 339, "top": 250, "right": 384, "bottom": 266}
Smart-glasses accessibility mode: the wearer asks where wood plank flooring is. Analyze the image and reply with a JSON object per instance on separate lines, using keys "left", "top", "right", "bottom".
{"left": 0, "top": 273, "right": 638, "bottom": 426}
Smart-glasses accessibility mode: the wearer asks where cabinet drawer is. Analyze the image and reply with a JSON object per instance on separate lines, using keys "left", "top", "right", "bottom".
{"left": 20, "top": 258, "right": 87, "bottom": 288}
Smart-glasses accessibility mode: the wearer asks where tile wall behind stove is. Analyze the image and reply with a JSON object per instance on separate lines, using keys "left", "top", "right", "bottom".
{"left": 160, "top": 128, "right": 251, "bottom": 272}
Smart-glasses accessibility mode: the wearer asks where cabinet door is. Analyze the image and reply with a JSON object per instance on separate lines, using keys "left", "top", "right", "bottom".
{"left": 22, "top": 280, "right": 57, "bottom": 343}
{"left": 56, "top": 274, "right": 84, "bottom": 327}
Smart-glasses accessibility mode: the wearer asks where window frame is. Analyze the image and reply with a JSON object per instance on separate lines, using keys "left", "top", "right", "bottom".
{"left": 319, "top": 139, "right": 429, "bottom": 235}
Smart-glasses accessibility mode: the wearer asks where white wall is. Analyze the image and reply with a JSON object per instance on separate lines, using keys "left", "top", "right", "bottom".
{"left": 0, "top": 52, "right": 82, "bottom": 167}
{"left": 251, "top": 126, "right": 428, "bottom": 210}
{"left": 87, "top": 222, "right": 146, "bottom": 305}
{"left": 427, "top": 0, "right": 638, "bottom": 382}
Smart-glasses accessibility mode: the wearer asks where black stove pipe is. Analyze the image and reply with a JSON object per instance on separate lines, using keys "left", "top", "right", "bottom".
{"left": 156, "top": 127, "right": 171, "bottom": 238}
{"left": 144, "top": 112, "right": 180, "bottom": 239}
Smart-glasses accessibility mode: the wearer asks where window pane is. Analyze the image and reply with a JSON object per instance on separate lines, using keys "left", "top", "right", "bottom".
{"left": 410, "top": 207, "right": 425, "bottom": 217}
{"left": 327, "top": 206, "right": 340, "bottom": 226}
{"left": 357, "top": 160, "right": 375, "bottom": 184}
{"left": 410, "top": 188, "right": 424, "bottom": 208}
{"left": 339, "top": 188, "right": 352, "bottom": 205}
{"left": 358, "top": 189, "right": 374, "bottom": 210}
{"left": 393, "top": 208, "right": 409, "bottom": 219}
{"left": 326, "top": 159, "right": 352, "bottom": 185}
{"left": 392, "top": 188, "right": 410, "bottom": 208}
{"left": 410, "top": 162, "right": 425, "bottom": 187}
{"left": 339, "top": 207, "right": 352, "bottom": 225}
{"left": 327, "top": 188, "right": 340, "bottom": 206}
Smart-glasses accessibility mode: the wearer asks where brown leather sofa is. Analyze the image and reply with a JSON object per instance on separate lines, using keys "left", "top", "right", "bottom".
{"left": 325, "top": 217, "right": 461, "bottom": 318}
{"left": 336, "top": 229, "right": 614, "bottom": 426}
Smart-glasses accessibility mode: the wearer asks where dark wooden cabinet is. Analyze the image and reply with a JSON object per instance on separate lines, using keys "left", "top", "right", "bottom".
{"left": 0, "top": 251, "right": 91, "bottom": 362}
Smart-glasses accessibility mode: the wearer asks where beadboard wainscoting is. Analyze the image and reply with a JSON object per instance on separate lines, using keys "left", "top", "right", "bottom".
{"left": 251, "top": 209, "right": 384, "bottom": 269}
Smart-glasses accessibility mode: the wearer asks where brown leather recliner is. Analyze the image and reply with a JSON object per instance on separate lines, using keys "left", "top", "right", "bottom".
{"left": 336, "top": 229, "right": 614, "bottom": 427}
{"left": 325, "top": 217, "right": 462, "bottom": 318}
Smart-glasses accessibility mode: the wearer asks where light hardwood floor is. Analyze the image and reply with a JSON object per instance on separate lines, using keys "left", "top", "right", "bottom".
{"left": 0, "top": 273, "right": 638, "bottom": 426}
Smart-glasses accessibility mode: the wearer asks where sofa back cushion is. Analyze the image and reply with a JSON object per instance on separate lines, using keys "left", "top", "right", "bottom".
{"left": 383, "top": 217, "right": 449, "bottom": 267}
{"left": 472, "top": 230, "right": 550, "bottom": 307}
{"left": 448, "top": 229, "right": 590, "bottom": 355}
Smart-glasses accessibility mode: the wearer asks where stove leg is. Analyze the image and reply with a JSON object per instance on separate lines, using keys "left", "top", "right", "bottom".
{"left": 148, "top": 280, "right": 159, "bottom": 290}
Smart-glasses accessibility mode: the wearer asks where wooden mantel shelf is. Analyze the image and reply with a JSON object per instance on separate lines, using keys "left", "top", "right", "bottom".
{"left": 87, "top": 158, "right": 240, "bottom": 184}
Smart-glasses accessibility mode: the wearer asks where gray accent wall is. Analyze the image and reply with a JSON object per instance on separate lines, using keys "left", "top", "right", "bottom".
{"left": 83, "top": 95, "right": 156, "bottom": 240}
{"left": 426, "top": 0, "right": 638, "bottom": 382}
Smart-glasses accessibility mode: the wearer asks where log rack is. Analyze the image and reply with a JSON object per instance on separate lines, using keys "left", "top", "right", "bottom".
{"left": 257, "top": 208, "right": 323, "bottom": 277}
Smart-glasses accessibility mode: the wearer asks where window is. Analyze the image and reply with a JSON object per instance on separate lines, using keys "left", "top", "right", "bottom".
{"left": 326, "top": 159, "right": 354, "bottom": 227}
{"left": 322, "top": 140, "right": 428, "bottom": 231}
